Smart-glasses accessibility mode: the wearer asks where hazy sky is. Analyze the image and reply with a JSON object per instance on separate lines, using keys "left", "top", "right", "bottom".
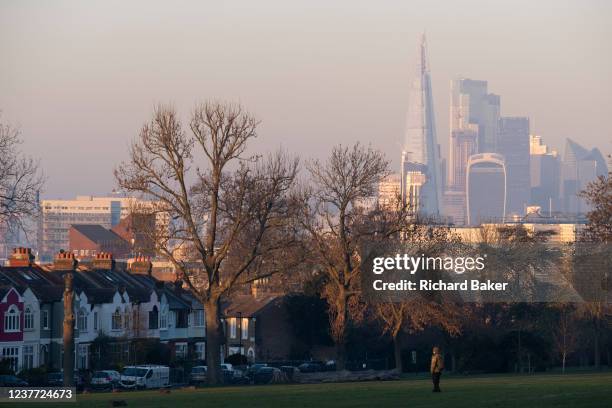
{"left": 1, "top": 0, "right": 611, "bottom": 198}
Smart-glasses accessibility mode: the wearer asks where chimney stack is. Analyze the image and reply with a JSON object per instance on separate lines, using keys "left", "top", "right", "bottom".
{"left": 93, "top": 252, "right": 115, "bottom": 271}
{"left": 129, "top": 255, "right": 152, "bottom": 276}
{"left": 53, "top": 251, "right": 77, "bottom": 271}
{"left": 7, "top": 247, "right": 34, "bottom": 267}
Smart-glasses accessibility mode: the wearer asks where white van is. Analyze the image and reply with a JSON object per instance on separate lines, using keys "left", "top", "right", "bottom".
{"left": 120, "top": 365, "right": 170, "bottom": 389}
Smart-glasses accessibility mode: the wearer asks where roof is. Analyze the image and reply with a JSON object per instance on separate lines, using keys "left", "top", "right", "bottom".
{"left": 0, "top": 265, "right": 64, "bottom": 302}
{"left": 0, "top": 260, "right": 200, "bottom": 310}
{"left": 221, "top": 294, "right": 280, "bottom": 318}
{"left": 71, "top": 224, "right": 126, "bottom": 244}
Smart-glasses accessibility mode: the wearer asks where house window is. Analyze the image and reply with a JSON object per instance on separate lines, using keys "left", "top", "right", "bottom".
{"left": 175, "top": 343, "right": 188, "bottom": 360}
{"left": 4, "top": 305, "right": 20, "bottom": 332}
{"left": 176, "top": 310, "right": 188, "bottom": 328}
{"left": 241, "top": 318, "right": 249, "bottom": 340}
{"left": 24, "top": 307, "right": 34, "bottom": 330}
{"left": 111, "top": 308, "right": 122, "bottom": 331}
{"left": 149, "top": 306, "right": 159, "bottom": 329}
{"left": 23, "top": 345, "right": 34, "bottom": 370}
{"left": 93, "top": 312, "right": 98, "bottom": 331}
{"left": 41, "top": 310, "right": 49, "bottom": 330}
{"left": 160, "top": 310, "right": 168, "bottom": 330}
{"left": 1, "top": 347, "right": 19, "bottom": 372}
{"left": 195, "top": 342, "right": 205, "bottom": 361}
{"left": 229, "top": 318, "right": 237, "bottom": 338}
{"left": 78, "top": 309, "right": 88, "bottom": 332}
{"left": 193, "top": 310, "right": 204, "bottom": 327}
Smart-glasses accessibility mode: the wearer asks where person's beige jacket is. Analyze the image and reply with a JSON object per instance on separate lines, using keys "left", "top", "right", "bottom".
{"left": 430, "top": 353, "right": 444, "bottom": 373}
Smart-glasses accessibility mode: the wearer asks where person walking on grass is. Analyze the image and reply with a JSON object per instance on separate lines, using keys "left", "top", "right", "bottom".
{"left": 430, "top": 346, "right": 444, "bottom": 392}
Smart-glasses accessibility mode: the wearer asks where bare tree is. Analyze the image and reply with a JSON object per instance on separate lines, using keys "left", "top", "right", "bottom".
{"left": 301, "top": 143, "right": 411, "bottom": 369}
{"left": 0, "top": 114, "right": 44, "bottom": 238}
{"left": 577, "top": 173, "right": 612, "bottom": 368}
{"left": 115, "top": 102, "right": 300, "bottom": 385}
{"left": 550, "top": 304, "right": 578, "bottom": 374}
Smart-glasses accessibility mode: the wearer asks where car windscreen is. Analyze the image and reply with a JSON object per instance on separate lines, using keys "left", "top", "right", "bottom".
{"left": 191, "top": 367, "right": 207, "bottom": 373}
{"left": 122, "top": 368, "right": 148, "bottom": 377}
{"left": 92, "top": 372, "right": 109, "bottom": 378}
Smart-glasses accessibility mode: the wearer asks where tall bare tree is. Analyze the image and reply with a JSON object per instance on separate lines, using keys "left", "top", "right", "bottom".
{"left": 0, "top": 114, "right": 44, "bottom": 238}
{"left": 301, "top": 143, "right": 411, "bottom": 369}
{"left": 115, "top": 103, "right": 300, "bottom": 384}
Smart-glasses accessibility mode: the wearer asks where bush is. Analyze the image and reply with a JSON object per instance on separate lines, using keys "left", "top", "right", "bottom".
{"left": 18, "top": 367, "right": 47, "bottom": 386}
{"left": 226, "top": 353, "right": 248, "bottom": 366}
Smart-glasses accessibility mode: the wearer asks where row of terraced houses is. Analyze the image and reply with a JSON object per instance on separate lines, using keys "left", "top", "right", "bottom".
{"left": 0, "top": 248, "right": 289, "bottom": 374}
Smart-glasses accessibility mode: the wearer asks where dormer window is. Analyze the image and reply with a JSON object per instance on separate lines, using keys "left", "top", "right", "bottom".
{"left": 4, "top": 305, "right": 20, "bottom": 332}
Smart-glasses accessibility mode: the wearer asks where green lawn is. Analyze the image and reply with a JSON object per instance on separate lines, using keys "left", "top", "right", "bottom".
{"left": 27, "top": 372, "right": 612, "bottom": 408}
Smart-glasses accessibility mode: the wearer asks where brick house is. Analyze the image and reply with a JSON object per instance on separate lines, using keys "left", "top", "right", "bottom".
{"left": 69, "top": 224, "right": 131, "bottom": 260}
{"left": 222, "top": 294, "right": 297, "bottom": 362}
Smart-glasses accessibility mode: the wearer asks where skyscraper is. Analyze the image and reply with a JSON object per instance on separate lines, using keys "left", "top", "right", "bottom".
{"left": 530, "top": 135, "right": 560, "bottom": 215}
{"left": 561, "top": 139, "right": 608, "bottom": 214}
{"left": 498, "top": 117, "right": 530, "bottom": 216}
{"left": 445, "top": 78, "right": 499, "bottom": 225}
{"left": 466, "top": 153, "right": 507, "bottom": 225}
{"left": 449, "top": 79, "right": 500, "bottom": 163}
{"left": 401, "top": 34, "right": 441, "bottom": 217}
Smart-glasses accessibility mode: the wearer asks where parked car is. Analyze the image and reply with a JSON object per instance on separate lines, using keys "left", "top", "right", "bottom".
{"left": 46, "top": 372, "right": 63, "bottom": 387}
{"left": 253, "top": 367, "right": 281, "bottom": 384}
{"left": 0, "top": 375, "right": 28, "bottom": 387}
{"left": 90, "top": 370, "right": 121, "bottom": 390}
{"left": 280, "top": 366, "right": 300, "bottom": 381}
{"left": 324, "top": 360, "right": 337, "bottom": 371}
{"left": 245, "top": 363, "right": 268, "bottom": 379}
{"left": 45, "top": 372, "right": 83, "bottom": 389}
{"left": 120, "top": 365, "right": 169, "bottom": 389}
{"left": 189, "top": 366, "right": 207, "bottom": 385}
{"left": 220, "top": 363, "right": 233, "bottom": 371}
{"left": 298, "top": 362, "right": 323, "bottom": 373}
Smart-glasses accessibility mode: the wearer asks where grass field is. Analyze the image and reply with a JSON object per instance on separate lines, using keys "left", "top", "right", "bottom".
{"left": 22, "top": 371, "right": 612, "bottom": 408}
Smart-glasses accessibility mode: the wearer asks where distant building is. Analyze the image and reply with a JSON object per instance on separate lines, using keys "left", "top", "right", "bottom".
{"left": 561, "top": 139, "right": 608, "bottom": 215}
{"left": 37, "top": 195, "right": 159, "bottom": 262}
{"left": 401, "top": 159, "right": 428, "bottom": 215}
{"left": 449, "top": 128, "right": 478, "bottom": 190}
{"left": 377, "top": 174, "right": 401, "bottom": 209}
{"left": 442, "top": 190, "right": 466, "bottom": 225}
{"left": 401, "top": 34, "right": 442, "bottom": 217}
{"left": 530, "top": 135, "right": 560, "bottom": 215}
{"left": 498, "top": 117, "right": 530, "bottom": 217}
{"left": 466, "top": 153, "right": 506, "bottom": 225}
{"left": 449, "top": 78, "right": 500, "bottom": 159}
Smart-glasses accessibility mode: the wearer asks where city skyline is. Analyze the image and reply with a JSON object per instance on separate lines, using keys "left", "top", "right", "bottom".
{"left": 1, "top": 1, "right": 611, "bottom": 199}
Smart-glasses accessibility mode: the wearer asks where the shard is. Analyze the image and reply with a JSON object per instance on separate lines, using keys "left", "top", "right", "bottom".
{"left": 401, "top": 34, "right": 441, "bottom": 217}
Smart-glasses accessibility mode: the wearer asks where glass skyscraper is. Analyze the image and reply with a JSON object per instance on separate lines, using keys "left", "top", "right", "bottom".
{"left": 401, "top": 34, "right": 441, "bottom": 217}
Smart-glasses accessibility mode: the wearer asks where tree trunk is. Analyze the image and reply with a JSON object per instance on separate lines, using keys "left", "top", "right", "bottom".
{"left": 205, "top": 296, "right": 223, "bottom": 385}
{"left": 594, "top": 328, "right": 600, "bottom": 369}
{"left": 562, "top": 351, "right": 566, "bottom": 374}
{"left": 63, "top": 273, "right": 75, "bottom": 387}
{"left": 336, "top": 341, "right": 347, "bottom": 371}
{"left": 393, "top": 333, "right": 403, "bottom": 373}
